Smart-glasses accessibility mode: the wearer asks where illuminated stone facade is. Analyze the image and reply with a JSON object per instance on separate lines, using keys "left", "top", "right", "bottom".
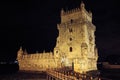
{"left": 17, "top": 2, "right": 98, "bottom": 73}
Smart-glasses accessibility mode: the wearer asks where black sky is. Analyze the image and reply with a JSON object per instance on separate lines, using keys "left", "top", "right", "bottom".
{"left": 0, "top": 0, "right": 120, "bottom": 61}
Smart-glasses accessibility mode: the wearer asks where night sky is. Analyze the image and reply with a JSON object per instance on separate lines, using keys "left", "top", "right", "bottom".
{"left": 0, "top": 0, "right": 120, "bottom": 61}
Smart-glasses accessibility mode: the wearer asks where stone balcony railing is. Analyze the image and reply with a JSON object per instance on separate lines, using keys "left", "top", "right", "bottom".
{"left": 46, "top": 68, "right": 101, "bottom": 80}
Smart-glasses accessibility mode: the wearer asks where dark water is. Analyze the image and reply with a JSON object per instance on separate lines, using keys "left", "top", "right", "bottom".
{"left": 0, "top": 71, "right": 46, "bottom": 80}
{"left": 0, "top": 63, "right": 46, "bottom": 80}
{"left": 99, "top": 69, "right": 120, "bottom": 80}
{"left": 0, "top": 63, "right": 19, "bottom": 74}
{"left": 0, "top": 63, "right": 120, "bottom": 80}
{"left": 98, "top": 63, "right": 120, "bottom": 80}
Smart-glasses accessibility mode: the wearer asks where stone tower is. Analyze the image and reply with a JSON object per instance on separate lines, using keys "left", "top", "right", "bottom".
{"left": 17, "top": 1, "right": 98, "bottom": 74}
{"left": 54, "top": 2, "right": 98, "bottom": 73}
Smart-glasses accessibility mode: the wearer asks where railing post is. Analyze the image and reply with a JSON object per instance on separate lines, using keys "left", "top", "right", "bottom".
{"left": 98, "top": 77, "right": 101, "bottom": 80}
{"left": 90, "top": 76, "right": 93, "bottom": 80}
{"left": 48, "top": 76, "right": 51, "bottom": 80}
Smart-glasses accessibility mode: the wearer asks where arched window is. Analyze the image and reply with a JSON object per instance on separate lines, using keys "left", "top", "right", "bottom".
{"left": 70, "top": 47, "right": 72, "bottom": 52}
{"left": 70, "top": 38, "right": 72, "bottom": 41}
{"left": 71, "top": 19, "right": 73, "bottom": 23}
{"left": 56, "top": 51, "right": 58, "bottom": 53}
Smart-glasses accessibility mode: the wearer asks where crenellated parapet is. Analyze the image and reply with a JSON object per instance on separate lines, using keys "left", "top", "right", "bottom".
{"left": 61, "top": 8, "right": 80, "bottom": 16}
{"left": 60, "top": 2, "right": 92, "bottom": 23}
{"left": 17, "top": 49, "right": 54, "bottom": 60}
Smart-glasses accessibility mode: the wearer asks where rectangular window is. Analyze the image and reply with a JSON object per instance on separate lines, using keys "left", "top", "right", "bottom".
{"left": 70, "top": 47, "right": 72, "bottom": 52}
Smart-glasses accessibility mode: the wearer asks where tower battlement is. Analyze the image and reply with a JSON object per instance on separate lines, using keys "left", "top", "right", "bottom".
{"left": 61, "top": 8, "right": 80, "bottom": 16}
{"left": 61, "top": 2, "right": 92, "bottom": 23}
